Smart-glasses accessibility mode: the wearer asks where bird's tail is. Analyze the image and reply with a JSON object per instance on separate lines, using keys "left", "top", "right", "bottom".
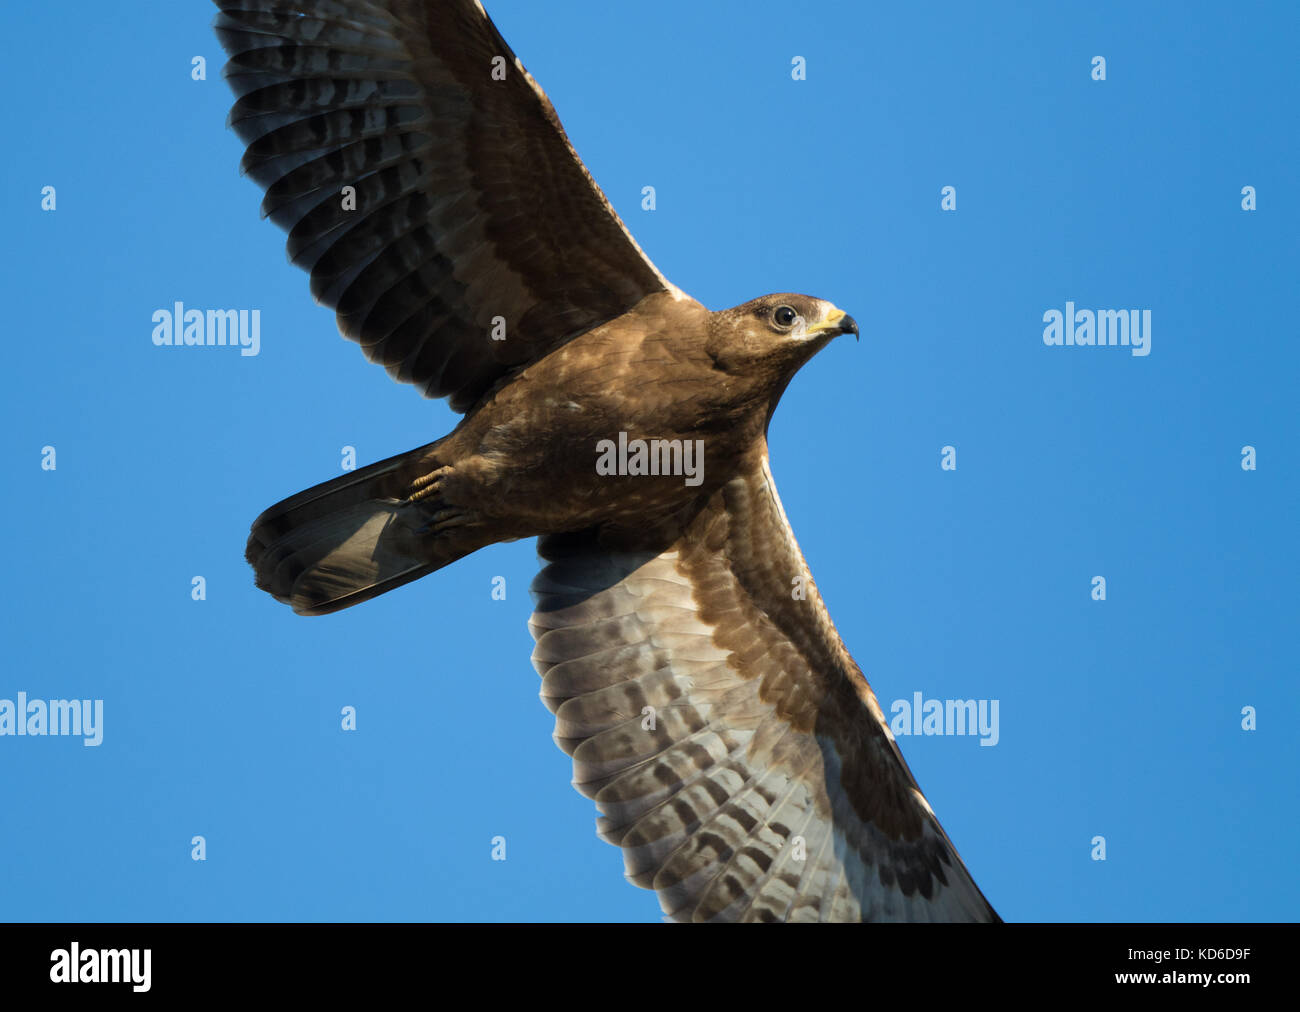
{"left": 245, "top": 441, "right": 490, "bottom": 616}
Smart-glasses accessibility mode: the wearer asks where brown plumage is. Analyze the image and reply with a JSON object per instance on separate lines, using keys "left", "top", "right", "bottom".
{"left": 216, "top": 0, "right": 999, "bottom": 922}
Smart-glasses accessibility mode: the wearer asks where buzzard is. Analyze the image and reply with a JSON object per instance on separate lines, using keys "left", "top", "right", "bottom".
{"left": 214, "top": 0, "right": 999, "bottom": 922}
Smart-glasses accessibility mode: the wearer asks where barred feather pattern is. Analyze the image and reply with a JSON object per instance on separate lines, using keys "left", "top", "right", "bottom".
{"left": 212, "top": 0, "right": 672, "bottom": 411}
{"left": 530, "top": 455, "right": 1000, "bottom": 922}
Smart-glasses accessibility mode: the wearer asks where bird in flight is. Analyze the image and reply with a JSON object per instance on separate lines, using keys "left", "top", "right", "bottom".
{"left": 213, "top": 0, "right": 999, "bottom": 922}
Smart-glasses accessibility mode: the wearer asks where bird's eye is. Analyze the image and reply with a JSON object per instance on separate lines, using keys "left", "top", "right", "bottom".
{"left": 773, "top": 305, "right": 798, "bottom": 329}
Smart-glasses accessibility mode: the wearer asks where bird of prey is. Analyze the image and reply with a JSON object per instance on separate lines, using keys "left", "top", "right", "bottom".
{"left": 213, "top": 0, "right": 999, "bottom": 922}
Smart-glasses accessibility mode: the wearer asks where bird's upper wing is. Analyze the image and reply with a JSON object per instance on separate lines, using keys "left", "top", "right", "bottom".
{"left": 212, "top": 0, "right": 678, "bottom": 411}
{"left": 530, "top": 452, "right": 999, "bottom": 922}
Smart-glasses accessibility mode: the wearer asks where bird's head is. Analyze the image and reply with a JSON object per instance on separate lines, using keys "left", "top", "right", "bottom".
{"left": 706, "top": 293, "right": 858, "bottom": 407}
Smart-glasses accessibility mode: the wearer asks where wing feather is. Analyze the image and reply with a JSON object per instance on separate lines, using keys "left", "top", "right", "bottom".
{"left": 529, "top": 453, "right": 999, "bottom": 922}
{"left": 212, "top": 0, "right": 681, "bottom": 411}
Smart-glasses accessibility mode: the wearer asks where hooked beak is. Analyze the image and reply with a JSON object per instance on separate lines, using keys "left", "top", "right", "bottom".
{"left": 808, "top": 308, "right": 859, "bottom": 342}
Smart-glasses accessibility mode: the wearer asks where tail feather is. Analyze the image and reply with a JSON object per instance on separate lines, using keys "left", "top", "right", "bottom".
{"left": 246, "top": 442, "right": 486, "bottom": 615}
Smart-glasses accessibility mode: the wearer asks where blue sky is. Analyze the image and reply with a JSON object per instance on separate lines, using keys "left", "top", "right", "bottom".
{"left": 1, "top": 0, "right": 1295, "bottom": 922}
